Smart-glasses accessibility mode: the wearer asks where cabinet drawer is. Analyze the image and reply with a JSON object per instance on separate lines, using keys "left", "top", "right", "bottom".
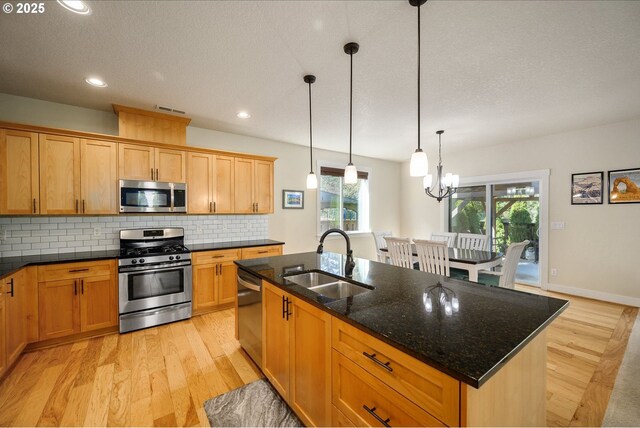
{"left": 332, "top": 404, "right": 356, "bottom": 427}
{"left": 332, "top": 318, "right": 459, "bottom": 427}
{"left": 192, "top": 249, "right": 240, "bottom": 265}
{"left": 333, "top": 350, "right": 445, "bottom": 427}
{"left": 241, "top": 245, "right": 282, "bottom": 259}
{"left": 37, "top": 260, "right": 115, "bottom": 282}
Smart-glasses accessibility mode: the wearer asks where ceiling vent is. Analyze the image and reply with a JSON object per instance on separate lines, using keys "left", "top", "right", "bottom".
{"left": 156, "top": 105, "right": 186, "bottom": 115}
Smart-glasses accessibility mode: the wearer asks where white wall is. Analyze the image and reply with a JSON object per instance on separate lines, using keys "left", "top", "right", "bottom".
{"left": 0, "top": 93, "right": 401, "bottom": 260}
{"left": 401, "top": 117, "right": 640, "bottom": 304}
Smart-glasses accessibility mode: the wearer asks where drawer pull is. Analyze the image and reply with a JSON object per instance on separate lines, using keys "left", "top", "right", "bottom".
{"left": 363, "top": 352, "right": 393, "bottom": 372}
{"left": 211, "top": 255, "right": 225, "bottom": 258}
{"left": 69, "top": 268, "right": 89, "bottom": 273}
{"left": 7, "top": 278, "right": 14, "bottom": 297}
{"left": 363, "top": 405, "right": 391, "bottom": 427}
{"left": 258, "top": 250, "right": 269, "bottom": 254}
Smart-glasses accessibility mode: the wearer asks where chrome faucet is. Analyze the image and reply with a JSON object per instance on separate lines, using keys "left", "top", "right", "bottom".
{"left": 316, "top": 228, "right": 356, "bottom": 278}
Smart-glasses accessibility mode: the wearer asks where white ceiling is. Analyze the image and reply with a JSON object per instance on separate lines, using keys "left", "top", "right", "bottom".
{"left": 1, "top": 1, "right": 639, "bottom": 161}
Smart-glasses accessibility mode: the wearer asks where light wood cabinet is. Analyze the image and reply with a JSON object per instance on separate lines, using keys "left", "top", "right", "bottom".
{"left": 118, "top": 143, "right": 185, "bottom": 182}
{"left": 0, "top": 129, "right": 39, "bottom": 214}
{"left": 234, "top": 158, "right": 274, "bottom": 214}
{"left": 4, "top": 269, "right": 28, "bottom": 369}
{"left": 262, "top": 281, "right": 331, "bottom": 427}
{"left": 0, "top": 286, "right": 5, "bottom": 379}
{"left": 214, "top": 155, "right": 235, "bottom": 213}
{"left": 187, "top": 152, "right": 214, "bottom": 214}
{"left": 39, "top": 134, "right": 81, "bottom": 214}
{"left": 192, "top": 249, "right": 240, "bottom": 314}
{"left": 80, "top": 139, "right": 118, "bottom": 214}
{"left": 241, "top": 245, "right": 282, "bottom": 260}
{"left": 38, "top": 260, "right": 117, "bottom": 340}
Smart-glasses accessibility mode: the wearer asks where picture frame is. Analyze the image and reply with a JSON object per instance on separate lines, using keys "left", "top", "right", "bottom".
{"left": 282, "top": 189, "right": 304, "bottom": 209}
{"left": 608, "top": 168, "right": 640, "bottom": 204}
{"left": 571, "top": 171, "right": 603, "bottom": 205}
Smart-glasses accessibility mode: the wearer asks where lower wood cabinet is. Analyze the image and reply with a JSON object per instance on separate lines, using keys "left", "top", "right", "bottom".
{"left": 0, "top": 268, "right": 29, "bottom": 379}
{"left": 193, "top": 249, "right": 240, "bottom": 313}
{"left": 240, "top": 245, "right": 282, "bottom": 260}
{"left": 38, "top": 260, "right": 117, "bottom": 341}
{"left": 262, "top": 281, "right": 332, "bottom": 427}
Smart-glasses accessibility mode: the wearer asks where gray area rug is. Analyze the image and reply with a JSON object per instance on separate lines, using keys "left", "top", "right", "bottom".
{"left": 204, "top": 379, "right": 303, "bottom": 427}
{"left": 603, "top": 317, "right": 640, "bottom": 427}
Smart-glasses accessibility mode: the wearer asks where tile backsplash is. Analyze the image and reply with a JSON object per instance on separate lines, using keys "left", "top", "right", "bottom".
{"left": 0, "top": 215, "right": 269, "bottom": 258}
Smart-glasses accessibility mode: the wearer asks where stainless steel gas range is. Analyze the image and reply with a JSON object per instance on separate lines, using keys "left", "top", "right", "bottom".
{"left": 118, "top": 228, "right": 192, "bottom": 333}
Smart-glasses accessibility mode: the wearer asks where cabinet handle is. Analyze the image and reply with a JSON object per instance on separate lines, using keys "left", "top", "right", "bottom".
{"left": 7, "top": 278, "right": 14, "bottom": 297}
{"left": 362, "top": 351, "right": 393, "bottom": 372}
{"left": 258, "top": 250, "right": 268, "bottom": 254}
{"left": 363, "top": 405, "right": 391, "bottom": 427}
{"left": 211, "top": 255, "right": 224, "bottom": 259}
{"left": 216, "top": 264, "right": 219, "bottom": 275}
{"left": 33, "top": 198, "right": 36, "bottom": 214}
{"left": 81, "top": 279, "right": 84, "bottom": 294}
{"left": 256, "top": 202, "right": 259, "bottom": 212}
{"left": 69, "top": 268, "right": 89, "bottom": 273}
{"left": 282, "top": 295, "right": 286, "bottom": 319}
{"left": 82, "top": 200, "right": 85, "bottom": 214}
{"left": 285, "top": 297, "right": 292, "bottom": 320}
{"left": 74, "top": 280, "right": 77, "bottom": 296}
{"left": 213, "top": 201, "right": 216, "bottom": 213}
{"left": 151, "top": 168, "right": 154, "bottom": 180}
{"left": 156, "top": 169, "right": 159, "bottom": 181}
{"left": 75, "top": 199, "right": 79, "bottom": 213}
{"left": 209, "top": 202, "right": 213, "bottom": 213}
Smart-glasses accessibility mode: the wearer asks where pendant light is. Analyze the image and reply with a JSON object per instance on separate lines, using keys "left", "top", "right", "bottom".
{"left": 304, "top": 74, "right": 318, "bottom": 189}
{"left": 409, "top": 0, "right": 429, "bottom": 177}
{"left": 423, "top": 130, "right": 460, "bottom": 201}
{"left": 344, "top": 42, "right": 359, "bottom": 185}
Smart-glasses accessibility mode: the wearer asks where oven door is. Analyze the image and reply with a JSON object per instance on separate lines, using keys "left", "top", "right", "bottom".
{"left": 120, "top": 180, "right": 173, "bottom": 213}
{"left": 119, "top": 262, "right": 192, "bottom": 314}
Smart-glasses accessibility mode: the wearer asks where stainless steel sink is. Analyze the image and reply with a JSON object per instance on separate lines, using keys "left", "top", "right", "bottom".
{"left": 284, "top": 271, "right": 372, "bottom": 299}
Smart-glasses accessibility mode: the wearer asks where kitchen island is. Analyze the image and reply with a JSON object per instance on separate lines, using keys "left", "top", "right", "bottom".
{"left": 236, "top": 252, "right": 568, "bottom": 427}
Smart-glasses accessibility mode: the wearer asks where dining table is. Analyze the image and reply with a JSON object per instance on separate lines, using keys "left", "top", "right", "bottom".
{"left": 379, "top": 245, "right": 503, "bottom": 282}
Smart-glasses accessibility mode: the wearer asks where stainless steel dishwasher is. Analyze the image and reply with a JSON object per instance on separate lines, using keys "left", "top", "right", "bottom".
{"left": 237, "top": 268, "right": 263, "bottom": 369}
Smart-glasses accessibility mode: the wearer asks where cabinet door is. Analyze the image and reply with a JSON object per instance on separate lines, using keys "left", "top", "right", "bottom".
{"left": 155, "top": 147, "right": 186, "bottom": 182}
{"left": 80, "top": 139, "right": 118, "bottom": 214}
{"left": 0, "top": 293, "right": 5, "bottom": 377}
{"left": 262, "top": 282, "right": 290, "bottom": 400}
{"left": 39, "top": 279, "right": 80, "bottom": 340}
{"left": 234, "top": 158, "right": 254, "bottom": 213}
{"left": 0, "top": 129, "right": 39, "bottom": 214}
{"left": 254, "top": 160, "right": 273, "bottom": 213}
{"left": 4, "top": 270, "right": 27, "bottom": 366}
{"left": 118, "top": 143, "right": 154, "bottom": 180}
{"left": 187, "top": 152, "right": 214, "bottom": 213}
{"left": 193, "top": 264, "right": 217, "bottom": 312}
{"left": 218, "top": 261, "right": 238, "bottom": 305}
{"left": 289, "top": 297, "right": 332, "bottom": 427}
{"left": 39, "top": 134, "right": 81, "bottom": 214}
{"left": 79, "top": 274, "right": 117, "bottom": 332}
{"left": 214, "top": 155, "right": 234, "bottom": 213}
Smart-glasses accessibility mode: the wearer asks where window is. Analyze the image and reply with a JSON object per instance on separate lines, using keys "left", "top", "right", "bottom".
{"left": 319, "top": 166, "right": 369, "bottom": 233}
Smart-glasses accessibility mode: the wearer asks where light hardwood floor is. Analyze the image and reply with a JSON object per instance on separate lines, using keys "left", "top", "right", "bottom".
{"left": 0, "top": 287, "right": 636, "bottom": 427}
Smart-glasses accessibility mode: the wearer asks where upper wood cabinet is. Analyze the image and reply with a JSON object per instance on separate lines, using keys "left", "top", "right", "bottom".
{"left": 39, "top": 134, "right": 81, "bottom": 215}
{"left": 214, "top": 155, "right": 235, "bottom": 214}
{"left": 234, "top": 158, "right": 274, "bottom": 214}
{"left": 80, "top": 139, "right": 118, "bottom": 214}
{"left": 118, "top": 143, "right": 185, "bottom": 182}
{"left": 187, "top": 152, "right": 214, "bottom": 214}
{"left": 0, "top": 129, "right": 40, "bottom": 215}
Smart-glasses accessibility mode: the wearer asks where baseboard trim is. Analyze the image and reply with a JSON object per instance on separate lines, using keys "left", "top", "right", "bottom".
{"left": 547, "top": 282, "right": 640, "bottom": 307}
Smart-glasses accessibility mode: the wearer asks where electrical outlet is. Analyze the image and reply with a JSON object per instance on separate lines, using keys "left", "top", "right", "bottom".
{"left": 551, "top": 268, "right": 558, "bottom": 277}
{"left": 93, "top": 226, "right": 102, "bottom": 237}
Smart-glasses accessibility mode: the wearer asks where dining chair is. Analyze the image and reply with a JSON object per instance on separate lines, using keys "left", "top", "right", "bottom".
{"left": 477, "top": 240, "right": 530, "bottom": 288}
{"left": 457, "top": 233, "right": 489, "bottom": 251}
{"left": 383, "top": 236, "right": 414, "bottom": 269}
{"left": 372, "top": 231, "right": 392, "bottom": 263}
{"left": 414, "top": 239, "right": 450, "bottom": 276}
{"left": 431, "top": 232, "right": 457, "bottom": 247}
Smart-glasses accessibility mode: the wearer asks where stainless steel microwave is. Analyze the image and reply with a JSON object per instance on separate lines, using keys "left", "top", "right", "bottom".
{"left": 119, "top": 180, "right": 187, "bottom": 213}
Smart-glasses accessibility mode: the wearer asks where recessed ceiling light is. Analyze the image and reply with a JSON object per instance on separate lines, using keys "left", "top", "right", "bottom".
{"left": 57, "top": 0, "right": 92, "bottom": 15}
{"left": 85, "top": 77, "right": 107, "bottom": 87}
{"left": 237, "top": 111, "right": 251, "bottom": 119}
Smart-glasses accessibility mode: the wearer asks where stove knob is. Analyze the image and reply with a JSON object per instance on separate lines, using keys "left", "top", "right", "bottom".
{"left": 139, "top": 259, "right": 145, "bottom": 264}
{"left": 131, "top": 259, "right": 137, "bottom": 264}
{"left": 169, "top": 256, "right": 174, "bottom": 261}
{"left": 176, "top": 255, "right": 181, "bottom": 260}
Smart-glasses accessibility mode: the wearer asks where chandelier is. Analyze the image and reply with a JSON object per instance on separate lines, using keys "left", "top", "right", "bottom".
{"left": 424, "top": 130, "right": 459, "bottom": 202}
{"left": 423, "top": 282, "right": 459, "bottom": 316}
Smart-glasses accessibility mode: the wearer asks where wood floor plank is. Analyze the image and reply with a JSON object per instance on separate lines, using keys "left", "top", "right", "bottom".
{"left": 165, "top": 353, "right": 199, "bottom": 427}
{"left": 59, "top": 383, "right": 92, "bottom": 426}
{"left": 73, "top": 337, "right": 104, "bottom": 387}
{"left": 107, "top": 369, "right": 132, "bottom": 427}
{"left": 98, "top": 333, "right": 119, "bottom": 366}
{"left": 130, "top": 331, "right": 151, "bottom": 403}
{"left": 83, "top": 363, "right": 115, "bottom": 427}
{"left": 149, "top": 369, "right": 176, "bottom": 423}
{"left": 129, "top": 396, "right": 154, "bottom": 427}
{"left": 12, "top": 363, "right": 66, "bottom": 427}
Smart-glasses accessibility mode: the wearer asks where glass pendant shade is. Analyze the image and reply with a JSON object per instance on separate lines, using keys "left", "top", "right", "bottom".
{"left": 423, "top": 174, "right": 433, "bottom": 189}
{"left": 410, "top": 149, "right": 428, "bottom": 177}
{"left": 306, "top": 172, "right": 318, "bottom": 189}
{"left": 452, "top": 174, "right": 460, "bottom": 188}
{"left": 344, "top": 163, "right": 358, "bottom": 184}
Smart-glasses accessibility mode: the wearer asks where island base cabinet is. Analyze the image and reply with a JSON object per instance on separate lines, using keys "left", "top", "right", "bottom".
{"left": 461, "top": 331, "right": 547, "bottom": 427}
{"left": 332, "top": 350, "right": 445, "bottom": 427}
{"left": 262, "top": 282, "right": 290, "bottom": 399}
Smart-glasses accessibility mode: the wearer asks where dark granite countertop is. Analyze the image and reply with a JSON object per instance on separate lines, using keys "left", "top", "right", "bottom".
{"left": 236, "top": 252, "right": 568, "bottom": 388}
{"left": 0, "top": 239, "right": 285, "bottom": 279}
{"left": 0, "top": 250, "right": 121, "bottom": 279}
{"left": 188, "top": 239, "right": 285, "bottom": 252}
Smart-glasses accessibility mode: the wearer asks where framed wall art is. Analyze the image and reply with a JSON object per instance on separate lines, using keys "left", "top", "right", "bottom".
{"left": 571, "top": 172, "right": 603, "bottom": 205}
{"left": 282, "top": 189, "right": 304, "bottom": 209}
{"left": 608, "top": 168, "right": 640, "bottom": 204}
